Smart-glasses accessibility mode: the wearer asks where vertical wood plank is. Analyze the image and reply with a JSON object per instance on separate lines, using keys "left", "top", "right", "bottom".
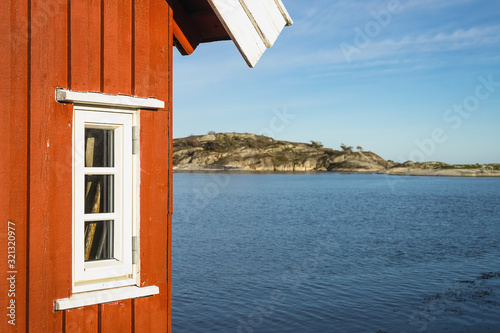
{"left": 134, "top": 284, "right": 169, "bottom": 332}
{"left": 135, "top": 0, "right": 171, "bottom": 286}
{"left": 70, "top": 0, "right": 101, "bottom": 92}
{"left": 29, "top": 0, "right": 72, "bottom": 331}
{"left": 103, "top": 0, "right": 132, "bottom": 95}
{"left": 150, "top": 0, "right": 170, "bottom": 103}
{"left": 138, "top": 110, "right": 169, "bottom": 285}
{"left": 0, "top": 0, "right": 29, "bottom": 332}
{"left": 0, "top": 4, "right": 11, "bottom": 329}
{"left": 134, "top": 1, "right": 172, "bottom": 331}
{"left": 65, "top": 306, "right": 99, "bottom": 333}
{"left": 167, "top": 7, "right": 174, "bottom": 331}
{"left": 100, "top": 300, "right": 132, "bottom": 332}
{"left": 134, "top": 0, "right": 170, "bottom": 100}
{"left": 133, "top": 0, "right": 150, "bottom": 97}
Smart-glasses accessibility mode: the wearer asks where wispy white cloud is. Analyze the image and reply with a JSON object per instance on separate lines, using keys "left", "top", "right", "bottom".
{"left": 285, "top": 0, "right": 386, "bottom": 37}
{"left": 273, "top": 24, "right": 500, "bottom": 76}
{"left": 272, "top": 0, "right": 499, "bottom": 77}
{"left": 400, "top": 26, "right": 500, "bottom": 47}
{"left": 364, "top": 25, "right": 500, "bottom": 59}
{"left": 402, "top": 0, "right": 476, "bottom": 11}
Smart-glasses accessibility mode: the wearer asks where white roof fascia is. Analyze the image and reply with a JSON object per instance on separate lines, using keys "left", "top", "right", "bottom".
{"left": 208, "top": 0, "right": 267, "bottom": 68}
{"left": 208, "top": 0, "right": 292, "bottom": 68}
{"left": 241, "top": 0, "right": 285, "bottom": 48}
{"left": 273, "top": 0, "right": 293, "bottom": 26}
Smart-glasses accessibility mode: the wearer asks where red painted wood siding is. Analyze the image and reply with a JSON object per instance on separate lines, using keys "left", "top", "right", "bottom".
{"left": 0, "top": 1, "right": 29, "bottom": 332}
{"left": 1, "top": 0, "right": 173, "bottom": 331}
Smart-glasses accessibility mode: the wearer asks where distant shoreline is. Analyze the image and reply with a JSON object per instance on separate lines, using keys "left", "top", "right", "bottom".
{"left": 378, "top": 168, "right": 500, "bottom": 177}
{"left": 173, "top": 165, "right": 500, "bottom": 177}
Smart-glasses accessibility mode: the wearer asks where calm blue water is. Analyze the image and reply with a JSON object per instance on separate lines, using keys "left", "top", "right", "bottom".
{"left": 172, "top": 173, "right": 500, "bottom": 333}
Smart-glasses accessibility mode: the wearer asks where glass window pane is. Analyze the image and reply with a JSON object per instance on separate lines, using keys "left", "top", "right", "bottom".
{"left": 85, "top": 128, "right": 114, "bottom": 167}
{"left": 85, "top": 220, "right": 114, "bottom": 261}
{"left": 85, "top": 175, "right": 114, "bottom": 214}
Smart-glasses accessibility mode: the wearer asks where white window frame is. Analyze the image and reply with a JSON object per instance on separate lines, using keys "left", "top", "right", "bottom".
{"left": 73, "top": 108, "right": 135, "bottom": 292}
{"left": 54, "top": 89, "right": 163, "bottom": 310}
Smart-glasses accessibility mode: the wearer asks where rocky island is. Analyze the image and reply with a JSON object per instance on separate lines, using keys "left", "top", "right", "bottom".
{"left": 173, "top": 132, "right": 500, "bottom": 177}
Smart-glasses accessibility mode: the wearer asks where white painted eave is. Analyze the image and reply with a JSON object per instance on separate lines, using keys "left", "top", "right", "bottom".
{"left": 207, "top": 0, "right": 292, "bottom": 68}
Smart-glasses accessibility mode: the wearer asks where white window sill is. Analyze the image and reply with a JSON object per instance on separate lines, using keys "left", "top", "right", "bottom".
{"left": 54, "top": 285, "right": 159, "bottom": 311}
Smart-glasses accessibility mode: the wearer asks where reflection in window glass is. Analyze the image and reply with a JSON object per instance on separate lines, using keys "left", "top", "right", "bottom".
{"left": 84, "top": 220, "right": 114, "bottom": 261}
{"left": 84, "top": 127, "right": 116, "bottom": 262}
{"left": 85, "top": 128, "right": 114, "bottom": 167}
{"left": 84, "top": 175, "right": 114, "bottom": 214}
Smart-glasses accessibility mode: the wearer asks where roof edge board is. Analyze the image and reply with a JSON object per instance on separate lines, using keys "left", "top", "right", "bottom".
{"left": 240, "top": 0, "right": 286, "bottom": 48}
{"left": 207, "top": 0, "right": 267, "bottom": 67}
{"left": 238, "top": 0, "right": 272, "bottom": 48}
{"left": 172, "top": 0, "right": 202, "bottom": 55}
{"left": 273, "top": 0, "right": 293, "bottom": 26}
{"left": 207, "top": 0, "right": 292, "bottom": 67}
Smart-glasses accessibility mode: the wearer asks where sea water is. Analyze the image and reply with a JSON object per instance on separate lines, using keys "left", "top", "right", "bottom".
{"left": 172, "top": 173, "right": 500, "bottom": 332}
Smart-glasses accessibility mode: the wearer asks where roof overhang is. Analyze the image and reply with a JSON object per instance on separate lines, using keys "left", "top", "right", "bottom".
{"left": 172, "top": 0, "right": 292, "bottom": 68}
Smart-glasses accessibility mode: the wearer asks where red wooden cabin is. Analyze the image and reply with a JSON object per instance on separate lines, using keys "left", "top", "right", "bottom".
{"left": 1, "top": 0, "right": 291, "bottom": 332}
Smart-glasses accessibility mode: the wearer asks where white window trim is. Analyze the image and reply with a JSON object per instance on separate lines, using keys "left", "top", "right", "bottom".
{"left": 73, "top": 110, "right": 134, "bottom": 289}
{"left": 56, "top": 88, "right": 164, "bottom": 109}
{"left": 54, "top": 285, "right": 159, "bottom": 311}
{"left": 54, "top": 89, "right": 163, "bottom": 310}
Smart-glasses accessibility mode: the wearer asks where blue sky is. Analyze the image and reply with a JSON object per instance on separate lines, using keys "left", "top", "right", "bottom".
{"left": 173, "top": 0, "right": 500, "bottom": 164}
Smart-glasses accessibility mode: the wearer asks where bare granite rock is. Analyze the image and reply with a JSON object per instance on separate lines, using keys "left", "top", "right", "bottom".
{"left": 173, "top": 133, "right": 500, "bottom": 177}
{"left": 173, "top": 133, "right": 388, "bottom": 172}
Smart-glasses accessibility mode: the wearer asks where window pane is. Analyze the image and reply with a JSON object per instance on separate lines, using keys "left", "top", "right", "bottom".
{"left": 85, "top": 220, "right": 114, "bottom": 261}
{"left": 85, "top": 128, "right": 114, "bottom": 167}
{"left": 85, "top": 175, "right": 114, "bottom": 214}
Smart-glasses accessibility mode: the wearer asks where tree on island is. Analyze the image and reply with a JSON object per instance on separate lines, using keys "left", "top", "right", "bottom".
{"left": 341, "top": 143, "right": 353, "bottom": 153}
{"left": 356, "top": 146, "right": 363, "bottom": 152}
{"left": 310, "top": 140, "right": 323, "bottom": 149}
